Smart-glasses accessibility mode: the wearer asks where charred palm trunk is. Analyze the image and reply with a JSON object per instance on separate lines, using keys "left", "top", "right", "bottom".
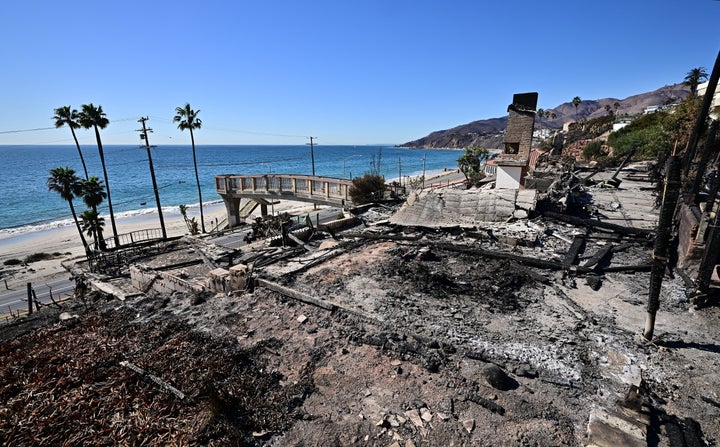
{"left": 70, "top": 127, "right": 89, "bottom": 180}
{"left": 644, "top": 156, "right": 681, "bottom": 340}
{"left": 688, "top": 120, "right": 718, "bottom": 204}
{"left": 95, "top": 126, "right": 119, "bottom": 248}
{"left": 69, "top": 199, "right": 89, "bottom": 253}
{"left": 190, "top": 128, "right": 206, "bottom": 233}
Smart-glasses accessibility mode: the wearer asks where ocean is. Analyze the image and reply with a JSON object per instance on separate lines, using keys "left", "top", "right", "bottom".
{"left": 0, "top": 144, "right": 461, "bottom": 235}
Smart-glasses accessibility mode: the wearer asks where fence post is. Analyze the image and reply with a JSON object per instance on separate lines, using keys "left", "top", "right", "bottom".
{"left": 26, "top": 282, "right": 33, "bottom": 315}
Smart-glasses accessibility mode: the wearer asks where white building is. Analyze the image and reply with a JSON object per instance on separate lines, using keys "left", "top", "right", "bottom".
{"left": 698, "top": 81, "right": 720, "bottom": 120}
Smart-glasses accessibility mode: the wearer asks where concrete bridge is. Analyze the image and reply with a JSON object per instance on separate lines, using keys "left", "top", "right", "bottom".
{"left": 215, "top": 174, "right": 354, "bottom": 227}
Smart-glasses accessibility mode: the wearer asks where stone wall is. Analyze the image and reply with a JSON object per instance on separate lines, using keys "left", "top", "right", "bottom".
{"left": 501, "top": 92, "right": 538, "bottom": 162}
{"left": 130, "top": 265, "right": 206, "bottom": 295}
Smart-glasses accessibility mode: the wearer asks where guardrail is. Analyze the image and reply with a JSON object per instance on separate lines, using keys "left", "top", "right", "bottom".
{"left": 102, "top": 228, "right": 164, "bottom": 251}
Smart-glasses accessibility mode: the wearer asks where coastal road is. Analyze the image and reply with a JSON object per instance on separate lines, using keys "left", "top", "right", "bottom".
{"left": 0, "top": 276, "right": 75, "bottom": 317}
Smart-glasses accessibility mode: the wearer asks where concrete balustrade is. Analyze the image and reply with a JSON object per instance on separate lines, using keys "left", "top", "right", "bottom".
{"left": 215, "top": 174, "right": 354, "bottom": 228}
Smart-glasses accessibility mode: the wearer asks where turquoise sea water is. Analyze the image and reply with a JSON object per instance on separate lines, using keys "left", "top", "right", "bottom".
{"left": 0, "top": 144, "right": 460, "bottom": 234}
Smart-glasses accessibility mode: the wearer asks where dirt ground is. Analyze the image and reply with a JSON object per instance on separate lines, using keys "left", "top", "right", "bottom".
{"left": 1, "top": 203, "right": 720, "bottom": 446}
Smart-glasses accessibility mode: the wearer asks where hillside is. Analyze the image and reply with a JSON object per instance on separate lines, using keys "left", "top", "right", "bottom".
{"left": 401, "top": 84, "right": 690, "bottom": 149}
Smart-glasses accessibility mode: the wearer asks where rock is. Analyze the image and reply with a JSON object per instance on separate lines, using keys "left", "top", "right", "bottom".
{"left": 59, "top": 312, "right": 79, "bottom": 321}
{"left": 420, "top": 407, "right": 432, "bottom": 422}
{"left": 296, "top": 314, "right": 308, "bottom": 324}
{"left": 514, "top": 364, "right": 538, "bottom": 379}
{"left": 586, "top": 275, "right": 603, "bottom": 291}
{"left": 409, "top": 399, "right": 427, "bottom": 409}
{"left": 404, "top": 409, "right": 424, "bottom": 428}
{"left": 462, "top": 419, "right": 475, "bottom": 433}
{"left": 388, "top": 415, "right": 400, "bottom": 427}
{"left": 513, "top": 209, "right": 528, "bottom": 219}
{"left": 483, "top": 364, "right": 519, "bottom": 391}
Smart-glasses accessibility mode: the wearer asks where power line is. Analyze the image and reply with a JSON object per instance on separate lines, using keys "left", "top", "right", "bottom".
{"left": 0, "top": 127, "right": 55, "bottom": 134}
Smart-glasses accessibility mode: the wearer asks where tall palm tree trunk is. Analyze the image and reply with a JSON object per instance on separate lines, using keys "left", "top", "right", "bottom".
{"left": 69, "top": 199, "right": 89, "bottom": 252}
{"left": 70, "top": 127, "right": 89, "bottom": 180}
{"left": 190, "top": 128, "right": 206, "bottom": 233}
{"left": 94, "top": 125, "right": 119, "bottom": 247}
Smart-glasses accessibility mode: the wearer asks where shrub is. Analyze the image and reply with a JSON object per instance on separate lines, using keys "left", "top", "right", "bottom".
{"left": 349, "top": 174, "right": 386, "bottom": 205}
{"left": 24, "top": 253, "right": 53, "bottom": 263}
{"left": 582, "top": 141, "right": 605, "bottom": 161}
{"left": 3, "top": 259, "right": 23, "bottom": 266}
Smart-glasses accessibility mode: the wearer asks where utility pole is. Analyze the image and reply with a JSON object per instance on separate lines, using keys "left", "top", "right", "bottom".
{"left": 306, "top": 136, "right": 317, "bottom": 176}
{"left": 397, "top": 155, "right": 402, "bottom": 187}
{"left": 137, "top": 117, "right": 167, "bottom": 240}
{"left": 422, "top": 153, "right": 427, "bottom": 189}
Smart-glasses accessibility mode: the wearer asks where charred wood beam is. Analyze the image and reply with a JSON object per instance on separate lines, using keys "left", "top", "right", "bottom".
{"left": 432, "top": 242, "right": 651, "bottom": 276}
{"left": 120, "top": 360, "right": 191, "bottom": 402}
{"left": 600, "top": 264, "right": 652, "bottom": 273}
{"left": 433, "top": 242, "right": 592, "bottom": 274}
{"left": 347, "top": 232, "right": 421, "bottom": 241}
{"left": 563, "top": 236, "right": 586, "bottom": 267}
{"left": 542, "top": 211, "right": 655, "bottom": 238}
{"left": 645, "top": 156, "right": 681, "bottom": 341}
{"left": 582, "top": 244, "right": 613, "bottom": 269}
{"left": 256, "top": 278, "right": 336, "bottom": 311}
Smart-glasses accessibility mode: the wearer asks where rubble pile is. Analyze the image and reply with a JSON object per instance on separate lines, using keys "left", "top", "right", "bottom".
{"left": 2, "top": 167, "right": 720, "bottom": 445}
{"left": 0, "top": 305, "right": 313, "bottom": 446}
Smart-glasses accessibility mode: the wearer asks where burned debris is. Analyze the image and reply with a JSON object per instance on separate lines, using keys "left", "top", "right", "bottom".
{"left": 3, "top": 88, "right": 720, "bottom": 446}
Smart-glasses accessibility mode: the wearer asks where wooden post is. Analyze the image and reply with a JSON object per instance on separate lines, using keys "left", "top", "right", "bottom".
{"left": 688, "top": 120, "right": 718, "bottom": 205}
{"left": 33, "top": 289, "right": 40, "bottom": 312}
{"left": 26, "top": 282, "right": 33, "bottom": 315}
{"left": 644, "top": 156, "right": 681, "bottom": 340}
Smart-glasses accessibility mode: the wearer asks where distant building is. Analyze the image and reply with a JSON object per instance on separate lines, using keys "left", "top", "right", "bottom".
{"left": 643, "top": 103, "right": 679, "bottom": 114}
{"left": 613, "top": 120, "right": 631, "bottom": 132}
{"left": 698, "top": 81, "right": 720, "bottom": 119}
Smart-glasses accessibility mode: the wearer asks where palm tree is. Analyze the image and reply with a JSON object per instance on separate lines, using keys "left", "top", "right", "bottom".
{"left": 572, "top": 96, "right": 582, "bottom": 120}
{"left": 78, "top": 103, "right": 119, "bottom": 247}
{"left": 80, "top": 210, "right": 105, "bottom": 251}
{"left": 81, "top": 176, "right": 107, "bottom": 250}
{"left": 53, "top": 106, "right": 89, "bottom": 179}
{"left": 536, "top": 108, "right": 544, "bottom": 135}
{"left": 47, "top": 166, "right": 88, "bottom": 252}
{"left": 174, "top": 103, "right": 206, "bottom": 233}
{"left": 684, "top": 67, "right": 709, "bottom": 96}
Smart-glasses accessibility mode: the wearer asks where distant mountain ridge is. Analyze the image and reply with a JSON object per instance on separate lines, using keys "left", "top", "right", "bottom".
{"left": 400, "top": 84, "right": 690, "bottom": 149}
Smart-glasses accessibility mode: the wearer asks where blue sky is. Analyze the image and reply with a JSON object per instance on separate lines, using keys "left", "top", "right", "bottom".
{"left": 1, "top": 0, "right": 719, "bottom": 146}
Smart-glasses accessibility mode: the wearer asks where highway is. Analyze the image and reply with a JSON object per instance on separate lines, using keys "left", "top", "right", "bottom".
{"left": 0, "top": 276, "right": 75, "bottom": 317}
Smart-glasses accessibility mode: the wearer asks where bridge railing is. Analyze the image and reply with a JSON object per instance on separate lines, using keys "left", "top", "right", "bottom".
{"left": 216, "top": 174, "right": 354, "bottom": 204}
